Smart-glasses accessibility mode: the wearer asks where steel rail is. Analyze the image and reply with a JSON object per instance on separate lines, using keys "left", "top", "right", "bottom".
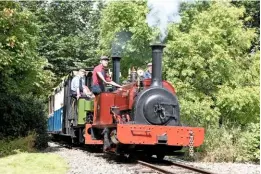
{"left": 138, "top": 159, "right": 216, "bottom": 174}
{"left": 137, "top": 160, "right": 175, "bottom": 174}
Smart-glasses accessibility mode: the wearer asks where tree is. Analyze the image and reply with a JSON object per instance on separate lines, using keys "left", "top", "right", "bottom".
{"left": 22, "top": 1, "right": 104, "bottom": 80}
{"left": 177, "top": 1, "right": 210, "bottom": 33}
{"left": 164, "top": 2, "right": 259, "bottom": 128}
{"left": 231, "top": 0, "right": 260, "bottom": 50}
{"left": 177, "top": 0, "right": 260, "bottom": 50}
{"left": 98, "top": 1, "right": 153, "bottom": 77}
{"left": 0, "top": 1, "right": 53, "bottom": 95}
{"left": 0, "top": 2, "right": 52, "bottom": 149}
{"left": 232, "top": 0, "right": 260, "bottom": 30}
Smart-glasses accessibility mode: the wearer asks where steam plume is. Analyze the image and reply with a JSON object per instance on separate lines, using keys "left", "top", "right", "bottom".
{"left": 111, "top": 31, "right": 132, "bottom": 57}
{"left": 147, "top": 0, "right": 181, "bottom": 42}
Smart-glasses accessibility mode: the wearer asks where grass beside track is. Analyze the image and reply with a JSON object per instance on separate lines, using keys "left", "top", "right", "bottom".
{"left": 0, "top": 152, "right": 68, "bottom": 174}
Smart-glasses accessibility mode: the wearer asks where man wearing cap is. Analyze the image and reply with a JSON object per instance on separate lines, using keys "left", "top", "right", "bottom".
{"left": 71, "top": 69, "right": 94, "bottom": 99}
{"left": 143, "top": 62, "right": 152, "bottom": 79}
{"left": 92, "top": 56, "right": 122, "bottom": 95}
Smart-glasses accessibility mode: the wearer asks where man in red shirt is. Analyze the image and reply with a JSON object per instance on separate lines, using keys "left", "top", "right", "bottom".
{"left": 92, "top": 56, "right": 122, "bottom": 95}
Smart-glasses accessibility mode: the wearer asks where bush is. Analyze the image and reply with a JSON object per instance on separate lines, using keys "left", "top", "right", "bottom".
{"left": 35, "top": 132, "right": 49, "bottom": 149}
{"left": 0, "top": 134, "right": 36, "bottom": 157}
{"left": 195, "top": 123, "right": 260, "bottom": 163}
{"left": 198, "top": 126, "right": 239, "bottom": 162}
{"left": 0, "top": 92, "right": 49, "bottom": 149}
{"left": 235, "top": 123, "right": 260, "bottom": 162}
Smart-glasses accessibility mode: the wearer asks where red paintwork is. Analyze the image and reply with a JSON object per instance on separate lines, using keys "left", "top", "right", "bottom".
{"left": 92, "top": 93, "right": 115, "bottom": 126}
{"left": 92, "top": 80, "right": 178, "bottom": 128}
{"left": 114, "top": 90, "right": 129, "bottom": 110}
{"left": 89, "top": 79, "right": 205, "bottom": 150}
{"left": 143, "top": 79, "right": 176, "bottom": 94}
{"left": 85, "top": 124, "right": 103, "bottom": 144}
{"left": 114, "top": 80, "right": 176, "bottom": 111}
{"left": 117, "top": 124, "right": 204, "bottom": 147}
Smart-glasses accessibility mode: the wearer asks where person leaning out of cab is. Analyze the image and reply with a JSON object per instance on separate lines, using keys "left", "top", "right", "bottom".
{"left": 91, "top": 56, "right": 122, "bottom": 96}
{"left": 71, "top": 69, "right": 94, "bottom": 99}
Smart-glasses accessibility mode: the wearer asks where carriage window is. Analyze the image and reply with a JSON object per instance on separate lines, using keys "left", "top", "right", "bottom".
{"left": 52, "top": 96, "right": 54, "bottom": 113}
{"left": 49, "top": 96, "right": 53, "bottom": 115}
{"left": 48, "top": 97, "right": 51, "bottom": 114}
{"left": 49, "top": 96, "right": 54, "bottom": 115}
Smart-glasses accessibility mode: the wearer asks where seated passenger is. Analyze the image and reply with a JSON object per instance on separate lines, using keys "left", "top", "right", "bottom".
{"left": 143, "top": 62, "right": 152, "bottom": 79}
{"left": 92, "top": 56, "right": 122, "bottom": 96}
{"left": 71, "top": 69, "right": 94, "bottom": 99}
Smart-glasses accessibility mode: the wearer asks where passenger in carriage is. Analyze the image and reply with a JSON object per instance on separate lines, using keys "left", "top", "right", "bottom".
{"left": 143, "top": 62, "right": 152, "bottom": 79}
{"left": 71, "top": 69, "right": 94, "bottom": 99}
{"left": 92, "top": 56, "right": 122, "bottom": 96}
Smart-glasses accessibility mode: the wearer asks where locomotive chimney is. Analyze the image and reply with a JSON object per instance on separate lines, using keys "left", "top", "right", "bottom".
{"left": 150, "top": 44, "right": 166, "bottom": 87}
{"left": 111, "top": 55, "right": 121, "bottom": 84}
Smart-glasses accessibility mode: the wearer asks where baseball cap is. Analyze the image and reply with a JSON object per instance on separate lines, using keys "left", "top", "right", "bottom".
{"left": 100, "top": 56, "right": 109, "bottom": 60}
{"left": 79, "top": 69, "right": 86, "bottom": 73}
{"left": 147, "top": 63, "right": 152, "bottom": 66}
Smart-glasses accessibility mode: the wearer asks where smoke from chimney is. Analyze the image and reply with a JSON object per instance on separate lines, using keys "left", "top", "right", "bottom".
{"left": 146, "top": 0, "right": 181, "bottom": 42}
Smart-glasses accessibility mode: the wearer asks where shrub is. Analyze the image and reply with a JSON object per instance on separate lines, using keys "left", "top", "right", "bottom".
{"left": 0, "top": 92, "right": 49, "bottom": 149}
{"left": 198, "top": 126, "right": 239, "bottom": 162}
{"left": 195, "top": 123, "right": 260, "bottom": 163}
{"left": 235, "top": 123, "right": 260, "bottom": 162}
{"left": 0, "top": 134, "right": 36, "bottom": 157}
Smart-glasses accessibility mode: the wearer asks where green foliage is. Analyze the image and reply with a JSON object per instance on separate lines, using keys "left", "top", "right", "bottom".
{"left": 178, "top": 1, "right": 210, "bottom": 33}
{"left": 164, "top": 2, "right": 259, "bottom": 128}
{"left": 196, "top": 126, "right": 237, "bottom": 162}
{"left": 0, "top": 1, "right": 53, "bottom": 95}
{"left": 216, "top": 85, "right": 260, "bottom": 126}
{"left": 23, "top": 1, "right": 103, "bottom": 80}
{"left": 0, "top": 92, "right": 49, "bottom": 148}
{"left": 232, "top": 0, "right": 260, "bottom": 29}
{"left": 99, "top": 1, "right": 153, "bottom": 76}
{"left": 198, "top": 124, "right": 260, "bottom": 162}
{"left": 164, "top": 1, "right": 259, "bottom": 162}
{"left": 232, "top": 0, "right": 260, "bottom": 51}
{"left": 235, "top": 123, "right": 260, "bottom": 162}
{"left": 0, "top": 134, "right": 36, "bottom": 157}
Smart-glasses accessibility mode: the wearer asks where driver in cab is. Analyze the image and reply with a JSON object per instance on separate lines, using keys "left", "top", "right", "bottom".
{"left": 92, "top": 56, "right": 122, "bottom": 96}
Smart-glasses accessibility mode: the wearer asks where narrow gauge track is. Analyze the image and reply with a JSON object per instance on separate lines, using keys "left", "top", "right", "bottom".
{"left": 137, "top": 158, "right": 216, "bottom": 174}
{"left": 51, "top": 141, "right": 215, "bottom": 174}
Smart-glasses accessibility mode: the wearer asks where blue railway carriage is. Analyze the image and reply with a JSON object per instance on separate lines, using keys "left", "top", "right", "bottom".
{"left": 47, "top": 68, "right": 95, "bottom": 143}
{"left": 47, "top": 80, "right": 65, "bottom": 133}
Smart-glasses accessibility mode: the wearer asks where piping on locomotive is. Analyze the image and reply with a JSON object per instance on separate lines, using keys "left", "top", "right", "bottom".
{"left": 48, "top": 44, "right": 204, "bottom": 159}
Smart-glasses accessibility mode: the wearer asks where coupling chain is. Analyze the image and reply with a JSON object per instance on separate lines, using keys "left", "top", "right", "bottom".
{"left": 189, "top": 130, "right": 194, "bottom": 157}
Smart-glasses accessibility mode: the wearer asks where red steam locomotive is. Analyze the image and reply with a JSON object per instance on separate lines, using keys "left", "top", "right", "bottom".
{"left": 83, "top": 44, "right": 205, "bottom": 159}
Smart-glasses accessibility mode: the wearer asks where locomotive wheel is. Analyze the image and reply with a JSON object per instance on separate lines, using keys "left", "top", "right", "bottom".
{"left": 125, "top": 154, "right": 136, "bottom": 162}
{"left": 144, "top": 153, "right": 153, "bottom": 159}
{"left": 76, "top": 128, "right": 85, "bottom": 144}
{"left": 156, "top": 154, "right": 165, "bottom": 160}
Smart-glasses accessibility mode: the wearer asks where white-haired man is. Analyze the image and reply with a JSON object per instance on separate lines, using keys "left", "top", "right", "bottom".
{"left": 71, "top": 69, "right": 94, "bottom": 99}
{"left": 143, "top": 62, "right": 152, "bottom": 79}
